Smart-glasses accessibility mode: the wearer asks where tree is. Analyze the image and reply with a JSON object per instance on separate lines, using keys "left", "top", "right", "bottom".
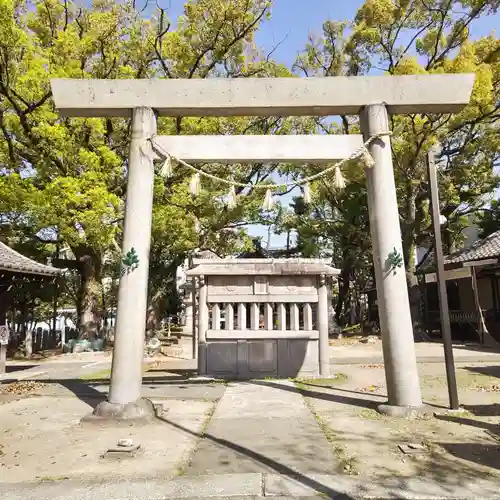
{"left": 477, "top": 201, "right": 500, "bottom": 238}
{"left": 289, "top": 1, "right": 500, "bottom": 332}
{"left": 0, "top": 0, "right": 295, "bottom": 339}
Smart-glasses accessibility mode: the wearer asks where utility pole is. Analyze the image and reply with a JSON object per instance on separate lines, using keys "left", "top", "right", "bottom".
{"left": 426, "top": 150, "right": 459, "bottom": 410}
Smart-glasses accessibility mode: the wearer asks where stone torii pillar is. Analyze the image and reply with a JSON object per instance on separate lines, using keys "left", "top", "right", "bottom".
{"left": 98, "top": 107, "right": 158, "bottom": 420}
{"left": 51, "top": 74, "right": 475, "bottom": 419}
{"left": 360, "top": 104, "right": 422, "bottom": 414}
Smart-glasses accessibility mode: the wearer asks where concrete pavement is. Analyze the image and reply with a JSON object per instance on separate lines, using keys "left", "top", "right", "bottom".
{"left": 0, "top": 359, "right": 111, "bottom": 382}
{"left": 3, "top": 348, "right": 500, "bottom": 499}
{"left": 1, "top": 472, "right": 499, "bottom": 499}
{"left": 185, "top": 381, "right": 336, "bottom": 475}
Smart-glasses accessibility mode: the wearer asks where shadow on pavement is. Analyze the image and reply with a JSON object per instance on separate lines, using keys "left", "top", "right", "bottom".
{"left": 453, "top": 344, "right": 500, "bottom": 354}
{"left": 435, "top": 413, "right": 500, "bottom": 437}
{"left": 146, "top": 368, "right": 198, "bottom": 377}
{"left": 250, "top": 379, "right": 379, "bottom": 411}
{"left": 57, "top": 379, "right": 107, "bottom": 409}
{"left": 299, "top": 381, "right": 388, "bottom": 399}
{"left": 439, "top": 443, "right": 500, "bottom": 471}
{"left": 0, "top": 377, "right": 107, "bottom": 409}
{"left": 465, "top": 364, "right": 500, "bottom": 380}
{"left": 4, "top": 364, "right": 39, "bottom": 374}
{"left": 155, "top": 412, "right": 355, "bottom": 499}
{"left": 251, "top": 380, "right": 448, "bottom": 411}
{"left": 462, "top": 402, "right": 500, "bottom": 417}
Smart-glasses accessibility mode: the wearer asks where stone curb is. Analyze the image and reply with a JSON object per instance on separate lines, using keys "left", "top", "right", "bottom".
{"left": 1, "top": 473, "right": 499, "bottom": 500}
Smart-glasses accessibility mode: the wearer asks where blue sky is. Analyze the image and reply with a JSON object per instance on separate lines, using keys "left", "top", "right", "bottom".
{"left": 160, "top": 0, "right": 500, "bottom": 248}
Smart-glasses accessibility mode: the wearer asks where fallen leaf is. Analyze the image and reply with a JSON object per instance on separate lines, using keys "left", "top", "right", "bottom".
{"left": 1, "top": 381, "right": 45, "bottom": 395}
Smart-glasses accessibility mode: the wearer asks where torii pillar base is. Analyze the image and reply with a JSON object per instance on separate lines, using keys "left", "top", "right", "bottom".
{"left": 86, "top": 398, "right": 156, "bottom": 424}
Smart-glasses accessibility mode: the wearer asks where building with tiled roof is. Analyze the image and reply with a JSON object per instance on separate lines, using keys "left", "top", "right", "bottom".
{"left": 0, "top": 241, "right": 62, "bottom": 373}
{"left": 417, "top": 230, "right": 500, "bottom": 345}
{"left": 417, "top": 230, "right": 500, "bottom": 273}
{"left": 0, "top": 241, "right": 61, "bottom": 277}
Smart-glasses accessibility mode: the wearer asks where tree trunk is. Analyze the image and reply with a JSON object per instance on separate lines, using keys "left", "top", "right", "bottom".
{"left": 147, "top": 255, "right": 185, "bottom": 338}
{"left": 335, "top": 263, "right": 351, "bottom": 327}
{"left": 20, "top": 302, "right": 31, "bottom": 357}
{"left": 401, "top": 183, "right": 429, "bottom": 342}
{"left": 146, "top": 299, "right": 162, "bottom": 339}
{"left": 74, "top": 248, "right": 102, "bottom": 341}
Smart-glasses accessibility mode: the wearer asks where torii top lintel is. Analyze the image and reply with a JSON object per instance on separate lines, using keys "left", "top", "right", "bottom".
{"left": 50, "top": 74, "right": 475, "bottom": 118}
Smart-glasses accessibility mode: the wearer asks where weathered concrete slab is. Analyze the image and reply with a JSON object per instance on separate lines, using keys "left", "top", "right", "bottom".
{"left": 2, "top": 473, "right": 500, "bottom": 499}
{"left": 264, "top": 473, "right": 500, "bottom": 498}
{"left": 0, "top": 474, "right": 262, "bottom": 500}
{"left": 140, "top": 382, "right": 226, "bottom": 401}
{"left": 154, "top": 134, "right": 364, "bottom": 163}
{"left": 186, "top": 381, "right": 338, "bottom": 475}
{"left": 51, "top": 74, "right": 475, "bottom": 117}
{"left": 0, "top": 396, "right": 212, "bottom": 484}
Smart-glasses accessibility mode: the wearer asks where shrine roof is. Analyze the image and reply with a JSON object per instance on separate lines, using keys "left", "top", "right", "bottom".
{"left": 0, "top": 241, "right": 62, "bottom": 277}
{"left": 417, "top": 230, "right": 500, "bottom": 273}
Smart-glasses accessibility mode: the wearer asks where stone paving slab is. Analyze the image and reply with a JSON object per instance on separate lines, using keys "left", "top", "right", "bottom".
{"left": 186, "top": 381, "right": 338, "bottom": 475}
{"left": 264, "top": 473, "right": 500, "bottom": 498}
{"left": 1, "top": 473, "right": 500, "bottom": 500}
{"left": 0, "top": 474, "right": 262, "bottom": 500}
{"left": 84, "top": 381, "right": 226, "bottom": 401}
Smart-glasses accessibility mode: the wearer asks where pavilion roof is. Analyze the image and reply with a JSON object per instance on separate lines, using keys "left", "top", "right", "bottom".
{"left": 417, "top": 230, "right": 500, "bottom": 273}
{"left": 0, "top": 241, "right": 62, "bottom": 277}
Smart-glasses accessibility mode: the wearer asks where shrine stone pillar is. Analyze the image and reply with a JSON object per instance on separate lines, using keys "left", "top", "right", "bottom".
{"left": 360, "top": 104, "right": 423, "bottom": 415}
{"left": 93, "top": 107, "right": 157, "bottom": 421}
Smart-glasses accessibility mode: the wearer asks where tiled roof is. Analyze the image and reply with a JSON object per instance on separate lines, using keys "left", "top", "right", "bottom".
{"left": 0, "top": 241, "right": 61, "bottom": 276}
{"left": 444, "top": 230, "right": 500, "bottom": 264}
{"left": 417, "top": 230, "right": 500, "bottom": 272}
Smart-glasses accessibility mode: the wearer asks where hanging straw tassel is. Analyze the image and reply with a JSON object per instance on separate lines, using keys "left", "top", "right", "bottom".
{"left": 262, "top": 188, "right": 275, "bottom": 210}
{"left": 139, "top": 139, "right": 159, "bottom": 162}
{"left": 334, "top": 166, "right": 346, "bottom": 190}
{"left": 361, "top": 147, "right": 376, "bottom": 168}
{"left": 190, "top": 172, "right": 201, "bottom": 196}
{"left": 160, "top": 154, "right": 173, "bottom": 178}
{"left": 303, "top": 182, "right": 312, "bottom": 204}
{"left": 226, "top": 185, "right": 237, "bottom": 209}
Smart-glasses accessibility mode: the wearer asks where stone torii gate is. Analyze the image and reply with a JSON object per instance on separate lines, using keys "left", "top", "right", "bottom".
{"left": 51, "top": 74, "right": 474, "bottom": 420}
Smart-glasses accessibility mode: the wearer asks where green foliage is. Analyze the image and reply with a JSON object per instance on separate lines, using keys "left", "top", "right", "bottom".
{"left": 284, "top": 0, "right": 500, "bottom": 323}
{"left": 0, "top": 0, "right": 288, "bottom": 336}
{"left": 478, "top": 201, "right": 500, "bottom": 238}
{"left": 2, "top": 0, "right": 500, "bottom": 335}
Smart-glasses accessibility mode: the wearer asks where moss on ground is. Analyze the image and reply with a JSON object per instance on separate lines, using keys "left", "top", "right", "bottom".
{"left": 296, "top": 379, "right": 359, "bottom": 475}
{"left": 78, "top": 369, "right": 111, "bottom": 380}
{"left": 295, "top": 373, "right": 349, "bottom": 388}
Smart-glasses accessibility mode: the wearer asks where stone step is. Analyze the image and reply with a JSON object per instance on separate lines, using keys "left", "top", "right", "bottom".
{"left": 1, "top": 472, "right": 499, "bottom": 500}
